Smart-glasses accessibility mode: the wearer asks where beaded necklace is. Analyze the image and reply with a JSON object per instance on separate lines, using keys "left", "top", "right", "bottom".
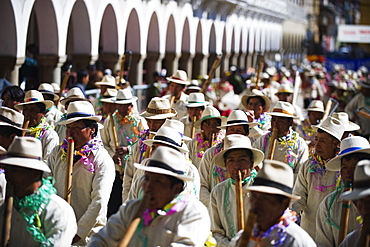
{"left": 194, "top": 132, "right": 223, "bottom": 159}
{"left": 224, "top": 170, "right": 257, "bottom": 238}
{"left": 263, "top": 130, "right": 299, "bottom": 170}
{"left": 26, "top": 117, "right": 52, "bottom": 140}
{"left": 61, "top": 137, "right": 103, "bottom": 172}
{"left": 14, "top": 178, "right": 56, "bottom": 246}
{"left": 114, "top": 110, "right": 140, "bottom": 145}
{"left": 138, "top": 129, "right": 150, "bottom": 163}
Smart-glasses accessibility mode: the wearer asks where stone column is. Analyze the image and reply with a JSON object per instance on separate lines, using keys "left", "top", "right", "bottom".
{"left": 99, "top": 52, "right": 120, "bottom": 73}
{"left": 144, "top": 52, "right": 161, "bottom": 84}
{"left": 71, "top": 54, "right": 94, "bottom": 71}
{"left": 37, "top": 54, "right": 59, "bottom": 83}
{"left": 52, "top": 55, "right": 67, "bottom": 85}
{"left": 0, "top": 56, "right": 25, "bottom": 86}
{"left": 192, "top": 53, "right": 208, "bottom": 79}
{"left": 178, "top": 52, "right": 194, "bottom": 77}
{"left": 221, "top": 53, "right": 231, "bottom": 75}
{"left": 162, "top": 52, "right": 180, "bottom": 76}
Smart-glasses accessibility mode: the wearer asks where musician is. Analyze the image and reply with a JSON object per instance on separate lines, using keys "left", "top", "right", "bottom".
{"left": 38, "top": 83, "right": 63, "bottom": 127}
{"left": 199, "top": 110, "right": 258, "bottom": 207}
{"left": 92, "top": 75, "right": 117, "bottom": 115}
{"left": 47, "top": 101, "right": 115, "bottom": 245}
{"left": 0, "top": 137, "right": 77, "bottom": 246}
{"left": 162, "top": 70, "right": 190, "bottom": 120}
{"left": 316, "top": 136, "right": 370, "bottom": 246}
{"left": 122, "top": 97, "right": 177, "bottom": 202}
{"left": 229, "top": 160, "right": 315, "bottom": 247}
{"left": 209, "top": 134, "right": 264, "bottom": 246}
{"left": 179, "top": 92, "right": 208, "bottom": 138}
{"left": 292, "top": 117, "right": 345, "bottom": 240}
{"left": 338, "top": 160, "right": 370, "bottom": 247}
{"left": 88, "top": 146, "right": 211, "bottom": 246}
{"left": 252, "top": 101, "right": 308, "bottom": 178}
{"left": 15, "top": 90, "right": 59, "bottom": 162}
{"left": 274, "top": 84, "right": 304, "bottom": 121}
{"left": 187, "top": 105, "right": 226, "bottom": 169}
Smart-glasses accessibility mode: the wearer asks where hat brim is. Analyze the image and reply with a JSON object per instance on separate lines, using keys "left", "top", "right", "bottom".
{"left": 326, "top": 148, "right": 370, "bottom": 171}
{"left": 134, "top": 163, "right": 194, "bottom": 182}
{"left": 0, "top": 122, "right": 29, "bottom": 132}
{"left": 218, "top": 122, "right": 259, "bottom": 129}
{"left": 345, "top": 122, "right": 360, "bottom": 132}
{"left": 60, "top": 97, "right": 89, "bottom": 106}
{"left": 95, "top": 82, "right": 117, "bottom": 87}
{"left": 15, "top": 100, "right": 54, "bottom": 111}
{"left": 185, "top": 102, "right": 209, "bottom": 107}
{"left": 58, "top": 116, "right": 102, "bottom": 125}
{"left": 307, "top": 108, "right": 324, "bottom": 113}
{"left": 246, "top": 185, "right": 301, "bottom": 201}
{"left": 267, "top": 112, "right": 299, "bottom": 119}
{"left": 0, "top": 157, "right": 51, "bottom": 172}
{"left": 215, "top": 146, "right": 264, "bottom": 169}
{"left": 340, "top": 187, "right": 370, "bottom": 201}
{"left": 143, "top": 139, "right": 189, "bottom": 153}
{"left": 275, "top": 91, "right": 293, "bottom": 96}
{"left": 194, "top": 116, "right": 227, "bottom": 128}
{"left": 103, "top": 96, "right": 138, "bottom": 104}
{"left": 0, "top": 146, "right": 6, "bottom": 155}
{"left": 40, "top": 91, "right": 59, "bottom": 101}
{"left": 140, "top": 109, "right": 177, "bottom": 119}
{"left": 186, "top": 86, "right": 202, "bottom": 91}
{"left": 241, "top": 94, "right": 271, "bottom": 112}
{"left": 166, "top": 77, "right": 190, "bottom": 85}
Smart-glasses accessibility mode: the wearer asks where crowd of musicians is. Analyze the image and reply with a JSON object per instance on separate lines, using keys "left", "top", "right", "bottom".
{"left": 0, "top": 61, "right": 369, "bottom": 246}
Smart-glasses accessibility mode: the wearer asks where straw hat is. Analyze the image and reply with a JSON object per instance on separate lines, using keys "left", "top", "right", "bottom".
{"left": 340, "top": 160, "right": 370, "bottom": 200}
{"left": 0, "top": 146, "right": 5, "bottom": 155}
{"left": 102, "top": 88, "right": 118, "bottom": 98}
{"left": 246, "top": 159, "right": 301, "bottom": 201}
{"left": 332, "top": 112, "right": 360, "bottom": 132}
{"left": 194, "top": 105, "right": 227, "bottom": 128}
{"left": 185, "top": 93, "right": 209, "bottom": 107}
{"left": 337, "top": 81, "right": 348, "bottom": 91}
{"left": 0, "top": 136, "right": 51, "bottom": 172}
{"left": 215, "top": 134, "right": 264, "bottom": 169}
{"left": 15, "top": 90, "right": 54, "bottom": 111}
{"left": 275, "top": 84, "right": 293, "bottom": 95}
{"left": 104, "top": 89, "right": 138, "bottom": 104}
{"left": 186, "top": 80, "right": 202, "bottom": 91}
{"left": 307, "top": 100, "right": 325, "bottom": 112}
{"left": 134, "top": 146, "right": 193, "bottom": 182}
{"left": 166, "top": 70, "right": 190, "bottom": 85}
{"left": 38, "top": 83, "right": 60, "bottom": 101}
{"left": 0, "top": 106, "right": 28, "bottom": 131}
{"left": 267, "top": 101, "right": 298, "bottom": 119}
{"left": 95, "top": 75, "right": 117, "bottom": 88}
{"left": 312, "top": 116, "right": 345, "bottom": 141}
{"left": 60, "top": 87, "right": 89, "bottom": 106}
{"left": 51, "top": 83, "right": 61, "bottom": 94}
{"left": 160, "top": 119, "right": 191, "bottom": 141}
{"left": 140, "top": 97, "right": 177, "bottom": 119}
{"left": 326, "top": 136, "right": 370, "bottom": 171}
{"left": 58, "top": 101, "right": 102, "bottom": 125}
{"left": 143, "top": 126, "right": 188, "bottom": 153}
{"left": 218, "top": 110, "right": 259, "bottom": 129}
{"left": 241, "top": 89, "right": 271, "bottom": 111}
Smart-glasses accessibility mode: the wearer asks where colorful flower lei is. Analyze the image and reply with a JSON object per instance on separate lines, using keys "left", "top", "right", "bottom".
{"left": 26, "top": 117, "right": 52, "bottom": 140}
{"left": 61, "top": 137, "right": 103, "bottom": 172}
{"left": 254, "top": 113, "right": 271, "bottom": 130}
{"left": 114, "top": 110, "right": 141, "bottom": 146}
{"left": 211, "top": 141, "right": 227, "bottom": 183}
{"left": 195, "top": 132, "right": 223, "bottom": 159}
{"left": 14, "top": 177, "right": 56, "bottom": 246}
{"left": 138, "top": 129, "right": 150, "bottom": 163}
{"left": 297, "top": 119, "right": 316, "bottom": 140}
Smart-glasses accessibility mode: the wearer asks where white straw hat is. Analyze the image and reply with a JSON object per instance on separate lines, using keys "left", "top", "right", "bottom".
{"left": 186, "top": 80, "right": 202, "bottom": 91}
{"left": 166, "top": 70, "right": 190, "bottom": 85}
{"left": 340, "top": 160, "right": 370, "bottom": 200}
{"left": 332, "top": 112, "right": 360, "bottom": 132}
{"left": 60, "top": 87, "right": 89, "bottom": 106}
{"left": 337, "top": 81, "right": 348, "bottom": 91}
{"left": 215, "top": 134, "right": 264, "bottom": 169}
{"left": 267, "top": 101, "right": 298, "bottom": 119}
{"left": 160, "top": 119, "right": 191, "bottom": 141}
{"left": 0, "top": 136, "right": 51, "bottom": 172}
{"left": 15, "top": 90, "right": 54, "bottom": 111}
{"left": 307, "top": 100, "right": 325, "bottom": 112}
{"left": 246, "top": 159, "right": 301, "bottom": 201}
{"left": 38, "top": 83, "right": 60, "bottom": 101}
{"left": 58, "top": 101, "right": 102, "bottom": 125}
{"left": 326, "top": 136, "right": 370, "bottom": 171}
{"left": 143, "top": 126, "right": 188, "bottom": 153}
{"left": 194, "top": 105, "right": 227, "bottom": 128}
{"left": 95, "top": 75, "right": 117, "bottom": 88}
{"left": 185, "top": 93, "right": 209, "bottom": 107}
{"left": 105, "top": 89, "right": 138, "bottom": 104}
{"left": 275, "top": 84, "right": 293, "bottom": 95}
{"left": 0, "top": 106, "right": 28, "bottom": 131}
{"left": 218, "top": 110, "right": 259, "bottom": 129}
{"left": 241, "top": 89, "right": 271, "bottom": 111}
{"left": 140, "top": 97, "right": 177, "bottom": 119}
{"left": 134, "top": 146, "right": 193, "bottom": 182}
{"left": 312, "top": 116, "right": 345, "bottom": 141}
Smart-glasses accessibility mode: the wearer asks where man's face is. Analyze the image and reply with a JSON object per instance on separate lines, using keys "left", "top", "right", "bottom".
{"left": 201, "top": 118, "right": 221, "bottom": 136}
{"left": 187, "top": 107, "right": 203, "bottom": 121}
{"left": 308, "top": 111, "right": 323, "bottom": 125}
{"left": 271, "top": 116, "right": 292, "bottom": 137}
{"left": 4, "top": 165, "right": 41, "bottom": 198}
{"left": 116, "top": 103, "right": 133, "bottom": 117}
{"left": 168, "top": 82, "right": 184, "bottom": 97}
{"left": 22, "top": 104, "right": 44, "bottom": 127}
{"left": 2, "top": 93, "right": 21, "bottom": 111}
{"left": 340, "top": 157, "right": 358, "bottom": 183}
{"left": 249, "top": 191, "right": 289, "bottom": 231}
{"left": 226, "top": 125, "right": 248, "bottom": 136}
{"left": 66, "top": 120, "right": 94, "bottom": 148}
{"left": 146, "top": 119, "right": 166, "bottom": 132}
{"left": 225, "top": 149, "right": 253, "bottom": 180}
{"left": 0, "top": 133, "right": 16, "bottom": 150}
{"left": 277, "top": 93, "right": 292, "bottom": 102}
{"left": 246, "top": 97, "right": 264, "bottom": 119}
{"left": 314, "top": 132, "right": 339, "bottom": 159}
{"left": 142, "top": 172, "right": 182, "bottom": 209}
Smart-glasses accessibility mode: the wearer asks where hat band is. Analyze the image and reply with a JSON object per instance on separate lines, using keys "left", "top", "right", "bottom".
{"left": 147, "top": 160, "right": 185, "bottom": 175}
{"left": 115, "top": 98, "right": 132, "bottom": 102}
{"left": 227, "top": 120, "right": 250, "bottom": 125}
{"left": 39, "top": 89, "right": 54, "bottom": 94}
{"left": 253, "top": 177, "right": 292, "bottom": 194}
{"left": 25, "top": 98, "right": 40, "bottom": 102}
{"left": 339, "top": 147, "right": 363, "bottom": 156}
{"left": 0, "top": 115, "right": 22, "bottom": 128}
{"left": 272, "top": 109, "right": 294, "bottom": 116}
{"left": 154, "top": 136, "right": 181, "bottom": 147}
{"left": 188, "top": 101, "right": 205, "bottom": 104}
{"left": 170, "top": 76, "right": 186, "bottom": 82}
{"left": 354, "top": 180, "right": 370, "bottom": 189}
{"left": 7, "top": 152, "right": 42, "bottom": 161}
{"left": 67, "top": 112, "right": 94, "bottom": 119}
{"left": 146, "top": 108, "right": 172, "bottom": 114}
